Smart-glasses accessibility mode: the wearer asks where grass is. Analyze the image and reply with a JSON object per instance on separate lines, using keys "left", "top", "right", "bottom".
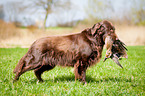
{"left": 1, "top": 25, "right": 145, "bottom": 48}
{"left": 0, "top": 46, "right": 145, "bottom": 96}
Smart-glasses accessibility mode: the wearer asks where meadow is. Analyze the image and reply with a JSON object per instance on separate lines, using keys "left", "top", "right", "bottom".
{"left": 0, "top": 46, "right": 144, "bottom": 96}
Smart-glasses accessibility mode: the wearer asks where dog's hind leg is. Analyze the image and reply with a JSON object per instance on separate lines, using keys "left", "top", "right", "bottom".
{"left": 34, "top": 65, "right": 55, "bottom": 82}
{"left": 13, "top": 62, "right": 41, "bottom": 82}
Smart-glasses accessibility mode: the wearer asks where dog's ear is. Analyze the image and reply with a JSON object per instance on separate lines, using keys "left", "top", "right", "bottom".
{"left": 91, "top": 23, "right": 101, "bottom": 36}
{"left": 91, "top": 23, "right": 103, "bottom": 36}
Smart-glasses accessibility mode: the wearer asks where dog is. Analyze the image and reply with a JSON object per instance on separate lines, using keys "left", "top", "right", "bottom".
{"left": 13, "top": 20, "right": 127, "bottom": 83}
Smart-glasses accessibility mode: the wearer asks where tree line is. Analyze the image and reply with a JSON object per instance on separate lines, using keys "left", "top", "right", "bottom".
{"left": 0, "top": 0, "right": 145, "bottom": 28}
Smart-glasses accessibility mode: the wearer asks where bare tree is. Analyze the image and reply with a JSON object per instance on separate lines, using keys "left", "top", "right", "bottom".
{"left": 28, "top": 0, "right": 71, "bottom": 29}
{"left": 0, "top": 5, "right": 4, "bottom": 19}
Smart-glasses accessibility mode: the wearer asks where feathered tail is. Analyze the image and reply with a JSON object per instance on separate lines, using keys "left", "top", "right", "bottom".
{"left": 13, "top": 55, "right": 26, "bottom": 73}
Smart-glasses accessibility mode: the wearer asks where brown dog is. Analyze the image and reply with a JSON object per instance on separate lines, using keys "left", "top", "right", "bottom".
{"left": 13, "top": 20, "right": 126, "bottom": 83}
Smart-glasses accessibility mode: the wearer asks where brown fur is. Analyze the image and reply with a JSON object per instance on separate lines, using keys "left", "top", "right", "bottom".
{"left": 13, "top": 20, "right": 118, "bottom": 83}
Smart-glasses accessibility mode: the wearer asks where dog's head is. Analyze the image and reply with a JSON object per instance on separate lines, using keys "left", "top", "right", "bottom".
{"left": 91, "top": 20, "right": 118, "bottom": 48}
{"left": 91, "top": 20, "right": 128, "bottom": 68}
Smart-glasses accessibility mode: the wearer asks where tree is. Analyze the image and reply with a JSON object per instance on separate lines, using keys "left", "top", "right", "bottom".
{"left": 28, "top": 0, "right": 71, "bottom": 29}
{"left": 85, "top": 0, "right": 114, "bottom": 22}
{"left": 3, "top": 1, "right": 27, "bottom": 26}
{"left": 131, "top": 0, "right": 145, "bottom": 24}
{"left": 0, "top": 5, "right": 4, "bottom": 19}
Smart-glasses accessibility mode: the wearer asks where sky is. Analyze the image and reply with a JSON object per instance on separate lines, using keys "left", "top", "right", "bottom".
{"left": 0, "top": 0, "right": 88, "bottom": 26}
{"left": 0, "top": 0, "right": 141, "bottom": 27}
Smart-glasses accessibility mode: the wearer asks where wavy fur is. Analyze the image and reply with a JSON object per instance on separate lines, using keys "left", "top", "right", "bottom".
{"left": 13, "top": 20, "right": 119, "bottom": 83}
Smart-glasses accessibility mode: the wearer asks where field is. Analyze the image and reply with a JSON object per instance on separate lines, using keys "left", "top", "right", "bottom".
{"left": 0, "top": 24, "right": 145, "bottom": 48}
{"left": 0, "top": 46, "right": 145, "bottom": 96}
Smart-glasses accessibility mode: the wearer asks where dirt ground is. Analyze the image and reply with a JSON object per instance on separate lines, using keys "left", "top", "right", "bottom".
{"left": 0, "top": 25, "right": 145, "bottom": 48}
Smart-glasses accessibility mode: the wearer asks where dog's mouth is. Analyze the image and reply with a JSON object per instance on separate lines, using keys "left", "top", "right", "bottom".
{"left": 103, "top": 39, "right": 128, "bottom": 68}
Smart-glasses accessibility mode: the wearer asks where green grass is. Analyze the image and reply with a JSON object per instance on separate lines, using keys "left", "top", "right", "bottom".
{"left": 0, "top": 46, "right": 145, "bottom": 96}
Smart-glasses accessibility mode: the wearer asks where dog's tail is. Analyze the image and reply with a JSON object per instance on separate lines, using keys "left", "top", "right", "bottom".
{"left": 13, "top": 54, "right": 26, "bottom": 73}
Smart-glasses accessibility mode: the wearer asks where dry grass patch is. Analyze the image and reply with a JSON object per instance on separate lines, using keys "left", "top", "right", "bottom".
{"left": 0, "top": 20, "right": 20, "bottom": 40}
{"left": 0, "top": 22, "right": 145, "bottom": 48}
{"left": 116, "top": 25, "right": 145, "bottom": 45}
